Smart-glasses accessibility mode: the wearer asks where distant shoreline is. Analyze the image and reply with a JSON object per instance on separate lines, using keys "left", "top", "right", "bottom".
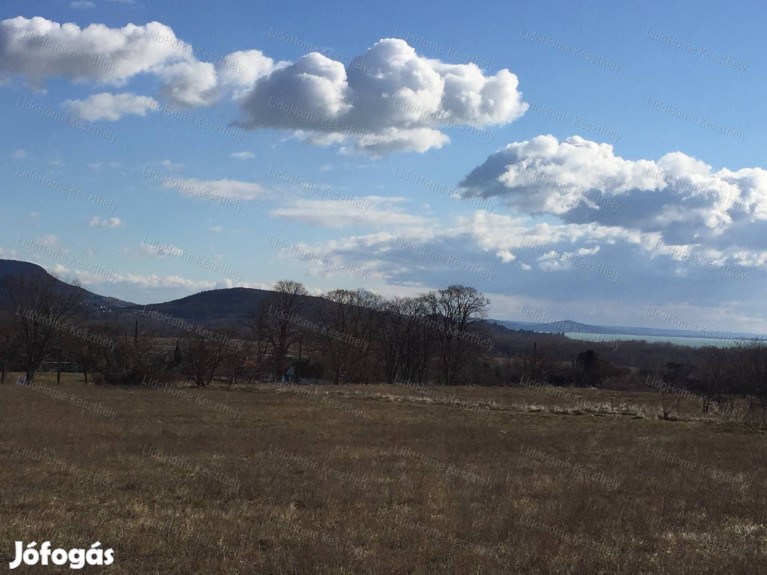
{"left": 565, "top": 332, "right": 765, "bottom": 349}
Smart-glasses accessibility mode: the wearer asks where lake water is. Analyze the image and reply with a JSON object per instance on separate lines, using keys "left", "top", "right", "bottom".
{"left": 564, "top": 332, "right": 765, "bottom": 348}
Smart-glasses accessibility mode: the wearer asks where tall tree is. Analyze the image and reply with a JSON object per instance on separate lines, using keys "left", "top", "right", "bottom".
{"left": 0, "top": 311, "right": 17, "bottom": 384}
{"left": 424, "top": 285, "right": 490, "bottom": 385}
{"left": 697, "top": 346, "right": 736, "bottom": 414}
{"left": 317, "top": 289, "right": 379, "bottom": 384}
{"left": 379, "top": 296, "right": 435, "bottom": 384}
{"left": 262, "top": 280, "right": 308, "bottom": 379}
{"left": 7, "top": 273, "right": 83, "bottom": 384}
{"left": 243, "top": 303, "right": 271, "bottom": 380}
{"left": 63, "top": 325, "right": 100, "bottom": 385}
{"left": 739, "top": 344, "right": 767, "bottom": 423}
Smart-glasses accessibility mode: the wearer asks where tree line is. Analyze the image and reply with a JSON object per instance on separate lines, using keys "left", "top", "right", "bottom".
{"left": 2, "top": 271, "right": 766, "bottom": 422}
{"left": 0, "top": 274, "right": 493, "bottom": 386}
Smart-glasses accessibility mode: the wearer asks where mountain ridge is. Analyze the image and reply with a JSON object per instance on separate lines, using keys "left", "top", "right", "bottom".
{"left": 2, "top": 259, "right": 763, "bottom": 341}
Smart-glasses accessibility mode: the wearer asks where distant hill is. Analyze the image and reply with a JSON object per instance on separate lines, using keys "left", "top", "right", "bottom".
{"left": 0, "top": 259, "right": 135, "bottom": 317}
{"left": 123, "top": 287, "right": 328, "bottom": 327}
{"left": 126, "top": 288, "right": 336, "bottom": 325}
{"left": 0, "top": 259, "right": 49, "bottom": 279}
{"left": 125, "top": 287, "right": 271, "bottom": 325}
{"left": 0, "top": 260, "right": 326, "bottom": 329}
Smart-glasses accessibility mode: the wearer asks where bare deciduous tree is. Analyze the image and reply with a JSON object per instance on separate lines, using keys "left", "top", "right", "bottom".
{"left": 244, "top": 303, "right": 271, "bottom": 381}
{"left": 424, "top": 285, "right": 489, "bottom": 385}
{"left": 260, "top": 280, "right": 308, "bottom": 379}
{"left": 180, "top": 331, "right": 236, "bottom": 387}
{"left": 0, "top": 311, "right": 17, "bottom": 384}
{"left": 739, "top": 344, "right": 767, "bottom": 424}
{"left": 317, "top": 289, "right": 379, "bottom": 384}
{"left": 7, "top": 273, "right": 83, "bottom": 383}
{"left": 379, "top": 296, "right": 435, "bottom": 384}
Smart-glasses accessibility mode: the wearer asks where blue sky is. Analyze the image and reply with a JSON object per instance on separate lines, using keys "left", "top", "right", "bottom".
{"left": 2, "top": 0, "right": 766, "bottom": 333}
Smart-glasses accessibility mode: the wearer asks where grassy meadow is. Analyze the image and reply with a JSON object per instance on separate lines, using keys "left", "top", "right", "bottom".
{"left": 1, "top": 374, "right": 765, "bottom": 574}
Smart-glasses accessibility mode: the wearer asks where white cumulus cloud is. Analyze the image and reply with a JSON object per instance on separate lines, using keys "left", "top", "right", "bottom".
{"left": 63, "top": 92, "right": 159, "bottom": 121}
{"left": 459, "top": 135, "right": 767, "bottom": 248}
{"left": 237, "top": 38, "right": 527, "bottom": 154}
{"left": 1, "top": 19, "right": 526, "bottom": 153}
{"left": 0, "top": 16, "right": 220, "bottom": 108}
{"left": 0, "top": 17, "right": 193, "bottom": 86}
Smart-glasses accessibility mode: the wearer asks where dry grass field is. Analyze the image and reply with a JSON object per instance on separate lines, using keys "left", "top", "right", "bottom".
{"left": 1, "top": 375, "right": 766, "bottom": 574}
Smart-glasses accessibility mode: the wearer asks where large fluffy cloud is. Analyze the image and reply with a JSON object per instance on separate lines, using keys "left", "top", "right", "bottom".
{"left": 1, "top": 18, "right": 525, "bottom": 152}
{"left": 236, "top": 39, "right": 528, "bottom": 153}
{"left": 459, "top": 135, "right": 767, "bottom": 248}
{"left": 0, "top": 16, "right": 223, "bottom": 109}
{"left": 0, "top": 16, "right": 191, "bottom": 85}
{"left": 236, "top": 52, "right": 351, "bottom": 128}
